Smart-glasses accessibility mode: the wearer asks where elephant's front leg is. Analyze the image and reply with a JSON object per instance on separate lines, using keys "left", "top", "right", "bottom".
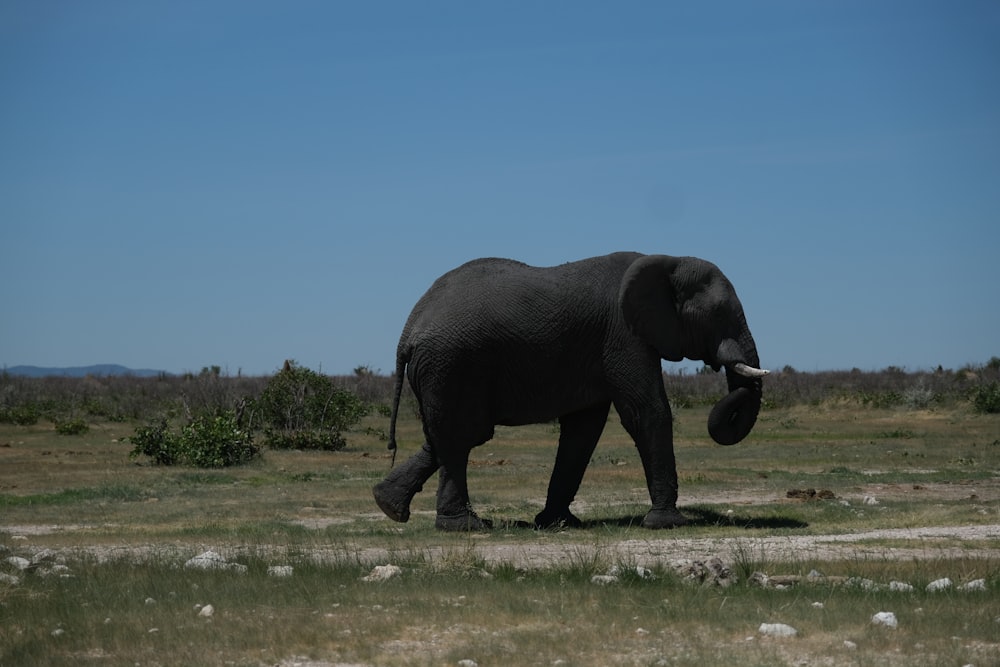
{"left": 620, "top": 403, "right": 689, "bottom": 529}
{"left": 535, "top": 402, "right": 611, "bottom": 528}
{"left": 434, "top": 448, "right": 492, "bottom": 531}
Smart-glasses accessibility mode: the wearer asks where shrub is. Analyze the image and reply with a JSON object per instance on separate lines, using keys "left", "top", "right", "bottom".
{"left": 179, "top": 412, "right": 259, "bottom": 467}
{"left": 55, "top": 418, "right": 90, "bottom": 435}
{"left": 128, "top": 413, "right": 259, "bottom": 467}
{"left": 971, "top": 381, "right": 1000, "bottom": 414}
{"left": 129, "top": 419, "right": 182, "bottom": 466}
{"left": 253, "top": 360, "right": 369, "bottom": 451}
{"left": 857, "top": 390, "right": 902, "bottom": 409}
{"left": 902, "top": 382, "right": 936, "bottom": 409}
{"left": 0, "top": 404, "right": 41, "bottom": 425}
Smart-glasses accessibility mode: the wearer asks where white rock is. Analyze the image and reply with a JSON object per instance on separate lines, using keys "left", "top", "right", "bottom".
{"left": 926, "top": 577, "right": 952, "bottom": 592}
{"left": 6, "top": 556, "right": 30, "bottom": 571}
{"left": 144, "top": 597, "right": 156, "bottom": 605}
{"left": 959, "top": 579, "right": 986, "bottom": 591}
{"left": 267, "top": 565, "right": 294, "bottom": 577}
{"left": 811, "top": 601, "right": 824, "bottom": 609}
{"left": 457, "top": 660, "right": 478, "bottom": 667}
{"left": 863, "top": 496, "right": 879, "bottom": 505}
{"left": 0, "top": 572, "right": 20, "bottom": 585}
{"left": 50, "top": 628, "right": 65, "bottom": 637}
{"left": 889, "top": 581, "right": 914, "bottom": 592}
{"left": 846, "top": 577, "right": 879, "bottom": 591}
{"left": 635, "top": 627, "right": 649, "bottom": 636}
{"left": 609, "top": 564, "right": 654, "bottom": 580}
{"left": 672, "top": 557, "right": 737, "bottom": 587}
{"left": 872, "top": 611, "right": 898, "bottom": 628}
{"left": 362, "top": 564, "right": 402, "bottom": 582}
{"left": 199, "top": 604, "right": 215, "bottom": 617}
{"left": 843, "top": 640, "right": 858, "bottom": 650}
{"left": 31, "top": 549, "right": 59, "bottom": 565}
{"left": 185, "top": 551, "right": 226, "bottom": 569}
{"left": 184, "top": 551, "right": 247, "bottom": 573}
{"left": 590, "top": 575, "right": 619, "bottom": 586}
{"left": 758, "top": 623, "right": 797, "bottom": 637}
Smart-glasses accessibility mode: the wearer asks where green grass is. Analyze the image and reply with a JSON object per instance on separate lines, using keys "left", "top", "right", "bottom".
{"left": 0, "top": 483, "right": 151, "bottom": 507}
{"left": 2, "top": 553, "right": 998, "bottom": 667}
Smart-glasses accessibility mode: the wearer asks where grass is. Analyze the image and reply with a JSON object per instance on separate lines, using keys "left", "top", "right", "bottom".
{"left": 2, "top": 553, "right": 998, "bottom": 667}
{"left": 1, "top": 402, "right": 998, "bottom": 665}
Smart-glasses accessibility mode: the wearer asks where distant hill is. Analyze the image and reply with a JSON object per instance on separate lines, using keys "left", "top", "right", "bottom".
{"left": 4, "top": 364, "right": 168, "bottom": 378}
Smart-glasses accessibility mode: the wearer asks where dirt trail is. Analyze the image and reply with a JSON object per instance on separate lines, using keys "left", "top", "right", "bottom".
{"left": 4, "top": 523, "right": 998, "bottom": 570}
{"left": 4, "top": 480, "right": 997, "bottom": 568}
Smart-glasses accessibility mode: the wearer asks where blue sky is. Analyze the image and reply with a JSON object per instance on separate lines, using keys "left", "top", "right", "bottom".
{"left": 2, "top": 1, "right": 998, "bottom": 376}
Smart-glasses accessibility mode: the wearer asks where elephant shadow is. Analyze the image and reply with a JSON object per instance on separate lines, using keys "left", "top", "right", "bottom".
{"left": 581, "top": 507, "right": 808, "bottom": 531}
{"left": 496, "top": 508, "right": 808, "bottom": 531}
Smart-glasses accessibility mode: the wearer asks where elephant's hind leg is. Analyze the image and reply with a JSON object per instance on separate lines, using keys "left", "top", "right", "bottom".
{"left": 373, "top": 442, "right": 437, "bottom": 523}
{"left": 434, "top": 447, "right": 493, "bottom": 531}
{"left": 535, "top": 402, "right": 611, "bottom": 528}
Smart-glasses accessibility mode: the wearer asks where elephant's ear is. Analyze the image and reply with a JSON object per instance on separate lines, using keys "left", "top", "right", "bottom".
{"left": 618, "top": 255, "right": 686, "bottom": 362}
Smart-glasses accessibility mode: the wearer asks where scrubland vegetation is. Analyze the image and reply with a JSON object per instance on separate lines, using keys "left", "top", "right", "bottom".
{"left": 3, "top": 359, "right": 999, "bottom": 429}
{"left": 1, "top": 359, "right": 998, "bottom": 666}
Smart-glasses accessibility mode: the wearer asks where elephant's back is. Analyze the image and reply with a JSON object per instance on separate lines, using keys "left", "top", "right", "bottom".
{"left": 402, "top": 252, "right": 642, "bottom": 336}
{"left": 399, "top": 252, "right": 641, "bottom": 356}
{"left": 417, "top": 252, "right": 640, "bottom": 307}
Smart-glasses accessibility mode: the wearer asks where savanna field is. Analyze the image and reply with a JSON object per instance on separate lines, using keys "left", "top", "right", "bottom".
{"left": 1, "top": 364, "right": 999, "bottom": 666}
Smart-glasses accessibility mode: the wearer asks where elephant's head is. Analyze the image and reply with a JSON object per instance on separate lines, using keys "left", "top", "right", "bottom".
{"left": 619, "top": 254, "right": 768, "bottom": 446}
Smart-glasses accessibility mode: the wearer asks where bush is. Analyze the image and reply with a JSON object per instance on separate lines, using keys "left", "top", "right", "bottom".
{"left": 252, "top": 360, "right": 369, "bottom": 451}
{"left": 901, "top": 382, "right": 936, "bottom": 409}
{"left": 0, "top": 404, "right": 41, "bottom": 425}
{"left": 128, "top": 412, "right": 259, "bottom": 467}
{"left": 971, "top": 381, "right": 1000, "bottom": 414}
{"left": 55, "top": 418, "right": 90, "bottom": 435}
{"left": 180, "top": 412, "right": 259, "bottom": 467}
{"left": 857, "top": 390, "right": 902, "bottom": 409}
{"left": 128, "top": 419, "right": 180, "bottom": 465}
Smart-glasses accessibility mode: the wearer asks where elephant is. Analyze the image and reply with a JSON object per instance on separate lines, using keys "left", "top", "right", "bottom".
{"left": 372, "top": 252, "right": 768, "bottom": 531}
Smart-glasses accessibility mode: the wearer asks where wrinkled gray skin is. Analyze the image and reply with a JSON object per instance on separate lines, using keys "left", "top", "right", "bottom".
{"left": 373, "top": 252, "right": 765, "bottom": 531}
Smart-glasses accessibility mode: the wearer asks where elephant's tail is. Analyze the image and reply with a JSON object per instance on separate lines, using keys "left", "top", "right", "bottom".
{"left": 387, "top": 347, "right": 409, "bottom": 467}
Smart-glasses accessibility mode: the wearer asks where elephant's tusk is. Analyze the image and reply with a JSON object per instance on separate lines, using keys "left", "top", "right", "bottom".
{"left": 732, "top": 362, "right": 770, "bottom": 378}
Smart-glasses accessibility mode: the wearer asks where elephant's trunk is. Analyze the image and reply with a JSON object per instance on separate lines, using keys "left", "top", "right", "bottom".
{"left": 707, "top": 322, "right": 765, "bottom": 446}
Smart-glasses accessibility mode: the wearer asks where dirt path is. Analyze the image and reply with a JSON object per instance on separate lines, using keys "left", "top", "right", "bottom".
{"left": 4, "top": 480, "right": 997, "bottom": 568}
{"left": 5, "top": 523, "right": 998, "bottom": 570}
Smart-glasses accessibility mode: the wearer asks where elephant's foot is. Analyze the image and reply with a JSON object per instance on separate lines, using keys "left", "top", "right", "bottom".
{"left": 372, "top": 481, "right": 413, "bottom": 523}
{"left": 642, "top": 507, "right": 689, "bottom": 529}
{"left": 435, "top": 509, "right": 493, "bottom": 532}
{"left": 534, "top": 507, "right": 583, "bottom": 529}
